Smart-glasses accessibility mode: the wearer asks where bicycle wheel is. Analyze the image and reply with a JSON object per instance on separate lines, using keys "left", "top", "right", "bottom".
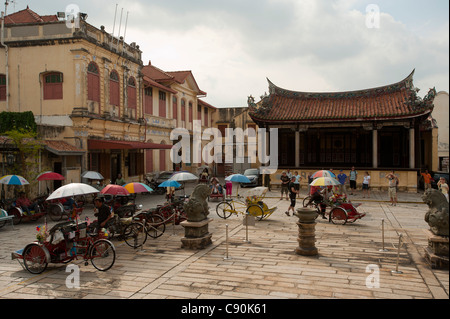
{"left": 216, "top": 202, "right": 233, "bottom": 219}
{"left": 330, "top": 207, "right": 348, "bottom": 225}
{"left": 89, "top": 239, "right": 116, "bottom": 271}
{"left": 123, "top": 222, "right": 147, "bottom": 249}
{"left": 246, "top": 204, "right": 264, "bottom": 221}
{"left": 23, "top": 244, "right": 48, "bottom": 274}
{"left": 8, "top": 207, "right": 22, "bottom": 225}
{"left": 145, "top": 214, "right": 165, "bottom": 238}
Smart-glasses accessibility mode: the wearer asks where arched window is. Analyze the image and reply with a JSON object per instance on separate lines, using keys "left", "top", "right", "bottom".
{"left": 109, "top": 70, "right": 120, "bottom": 106}
{"left": 127, "top": 76, "right": 136, "bottom": 109}
{"left": 43, "top": 72, "right": 63, "bottom": 100}
{"left": 0, "top": 74, "right": 6, "bottom": 101}
{"left": 87, "top": 62, "right": 100, "bottom": 102}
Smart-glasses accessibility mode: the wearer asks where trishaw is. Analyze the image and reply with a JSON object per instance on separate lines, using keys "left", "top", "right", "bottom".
{"left": 216, "top": 187, "right": 277, "bottom": 221}
{"left": 12, "top": 219, "right": 116, "bottom": 274}
{"left": 303, "top": 191, "right": 366, "bottom": 225}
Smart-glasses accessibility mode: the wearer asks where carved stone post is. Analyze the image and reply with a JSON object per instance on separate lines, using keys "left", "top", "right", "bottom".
{"left": 294, "top": 207, "right": 319, "bottom": 256}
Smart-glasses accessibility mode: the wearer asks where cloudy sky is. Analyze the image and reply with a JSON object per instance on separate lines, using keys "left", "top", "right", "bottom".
{"left": 22, "top": 0, "right": 449, "bottom": 107}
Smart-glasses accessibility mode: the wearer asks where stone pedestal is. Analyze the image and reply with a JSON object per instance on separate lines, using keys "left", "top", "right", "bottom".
{"left": 180, "top": 218, "right": 213, "bottom": 250}
{"left": 424, "top": 229, "right": 449, "bottom": 269}
{"left": 294, "top": 207, "right": 319, "bottom": 256}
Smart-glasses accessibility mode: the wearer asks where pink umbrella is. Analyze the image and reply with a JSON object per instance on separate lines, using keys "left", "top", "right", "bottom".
{"left": 37, "top": 171, "right": 65, "bottom": 181}
{"left": 100, "top": 184, "right": 130, "bottom": 196}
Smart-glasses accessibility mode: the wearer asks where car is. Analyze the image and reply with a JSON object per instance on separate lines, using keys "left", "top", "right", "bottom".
{"left": 240, "top": 168, "right": 262, "bottom": 188}
{"left": 431, "top": 171, "right": 449, "bottom": 190}
{"left": 148, "top": 171, "right": 184, "bottom": 194}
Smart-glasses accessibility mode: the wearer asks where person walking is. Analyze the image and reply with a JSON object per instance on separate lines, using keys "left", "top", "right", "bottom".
{"left": 385, "top": 171, "right": 399, "bottom": 206}
{"left": 349, "top": 166, "right": 358, "bottom": 195}
{"left": 362, "top": 171, "right": 371, "bottom": 198}
{"left": 280, "top": 171, "right": 290, "bottom": 200}
{"left": 285, "top": 176, "right": 299, "bottom": 216}
{"left": 437, "top": 177, "right": 449, "bottom": 202}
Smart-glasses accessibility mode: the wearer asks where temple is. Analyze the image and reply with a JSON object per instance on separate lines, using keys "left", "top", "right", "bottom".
{"left": 248, "top": 70, "right": 438, "bottom": 191}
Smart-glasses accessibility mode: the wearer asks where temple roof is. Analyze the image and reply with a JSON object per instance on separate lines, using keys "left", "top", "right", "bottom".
{"left": 248, "top": 70, "right": 436, "bottom": 125}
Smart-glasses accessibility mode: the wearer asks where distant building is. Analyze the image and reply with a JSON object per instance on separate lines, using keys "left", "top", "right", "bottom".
{"left": 432, "top": 91, "right": 449, "bottom": 171}
{"left": 0, "top": 7, "right": 216, "bottom": 189}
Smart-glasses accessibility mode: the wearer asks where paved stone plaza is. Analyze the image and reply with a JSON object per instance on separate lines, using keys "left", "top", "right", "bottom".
{"left": 0, "top": 185, "right": 448, "bottom": 300}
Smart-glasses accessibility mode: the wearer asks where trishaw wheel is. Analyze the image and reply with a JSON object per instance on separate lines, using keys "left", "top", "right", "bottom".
{"left": 247, "top": 205, "right": 264, "bottom": 221}
{"left": 23, "top": 244, "right": 48, "bottom": 274}
{"left": 123, "top": 222, "right": 147, "bottom": 249}
{"left": 330, "top": 207, "right": 348, "bottom": 225}
{"left": 89, "top": 239, "right": 116, "bottom": 271}
{"left": 216, "top": 202, "right": 232, "bottom": 219}
{"left": 145, "top": 214, "right": 166, "bottom": 238}
{"left": 302, "top": 196, "right": 312, "bottom": 208}
{"left": 48, "top": 204, "right": 63, "bottom": 222}
{"left": 8, "top": 207, "right": 22, "bottom": 225}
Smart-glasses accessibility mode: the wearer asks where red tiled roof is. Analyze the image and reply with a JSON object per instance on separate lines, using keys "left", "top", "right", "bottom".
{"left": 44, "top": 140, "right": 84, "bottom": 155}
{"left": 4, "top": 6, "right": 58, "bottom": 25}
{"left": 166, "top": 71, "right": 207, "bottom": 95}
{"left": 142, "top": 63, "right": 175, "bottom": 82}
{"left": 249, "top": 70, "right": 436, "bottom": 124}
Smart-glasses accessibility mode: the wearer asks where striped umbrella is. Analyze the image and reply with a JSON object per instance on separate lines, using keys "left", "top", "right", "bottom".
{"left": 309, "top": 177, "right": 341, "bottom": 186}
{"left": 0, "top": 175, "right": 30, "bottom": 185}
{"left": 124, "top": 182, "right": 153, "bottom": 194}
{"left": 311, "top": 170, "right": 336, "bottom": 179}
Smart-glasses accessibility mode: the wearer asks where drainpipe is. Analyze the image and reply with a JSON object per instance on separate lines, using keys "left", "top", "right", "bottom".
{"left": 1, "top": 6, "right": 9, "bottom": 111}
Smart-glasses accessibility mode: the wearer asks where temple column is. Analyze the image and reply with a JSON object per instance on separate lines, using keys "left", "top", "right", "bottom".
{"left": 295, "top": 130, "right": 300, "bottom": 167}
{"left": 409, "top": 128, "right": 415, "bottom": 168}
{"left": 372, "top": 129, "right": 378, "bottom": 168}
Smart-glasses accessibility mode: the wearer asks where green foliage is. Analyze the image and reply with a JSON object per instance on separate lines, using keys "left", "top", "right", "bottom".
{"left": 0, "top": 111, "right": 37, "bottom": 134}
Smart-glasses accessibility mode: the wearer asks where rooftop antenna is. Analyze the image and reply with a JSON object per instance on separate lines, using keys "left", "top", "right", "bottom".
{"left": 110, "top": 3, "right": 118, "bottom": 50}
{"left": 121, "top": 11, "right": 128, "bottom": 53}
{"left": 117, "top": 7, "right": 123, "bottom": 51}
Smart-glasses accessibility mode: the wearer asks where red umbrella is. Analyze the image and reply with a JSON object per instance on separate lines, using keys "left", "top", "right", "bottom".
{"left": 100, "top": 184, "right": 130, "bottom": 196}
{"left": 37, "top": 171, "right": 65, "bottom": 181}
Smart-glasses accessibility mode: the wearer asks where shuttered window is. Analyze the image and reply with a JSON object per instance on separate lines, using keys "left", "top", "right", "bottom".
{"left": 43, "top": 72, "right": 63, "bottom": 100}
{"left": 159, "top": 91, "right": 166, "bottom": 118}
{"left": 109, "top": 70, "right": 120, "bottom": 106}
{"left": 127, "top": 77, "right": 137, "bottom": 109}
{"left": 0, "top": 74, "right": 7, "bottom": 101}
{"left": 87, "top": 62, "right": 100, "bottom": 102}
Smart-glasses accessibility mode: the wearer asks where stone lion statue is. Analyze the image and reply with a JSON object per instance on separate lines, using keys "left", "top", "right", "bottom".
{"left": 422, "top": 188, "right": 449, "bottom": 236}
{"left": 184, "top": 184, "right": 211, "bottom": 222}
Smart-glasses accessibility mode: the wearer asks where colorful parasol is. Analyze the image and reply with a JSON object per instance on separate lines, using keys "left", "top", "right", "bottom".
{"left": 100, "top": 184, "right": 130, "bottom": 196}
{"left": 309, "top": 177, "right": 341, "bottom": 186}
{"left": 124, "top": 182, "right": 153, "bottom": 194}
{"left": 0, "top": 175, "right": 30, "bottom": 185}
{"left": 311, "top": 170, "right": 336, "bottom": 179}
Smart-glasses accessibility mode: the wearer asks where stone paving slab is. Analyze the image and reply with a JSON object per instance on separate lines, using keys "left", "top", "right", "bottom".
{"left": 0, "top": 189, "right": 448, "bottom": 302}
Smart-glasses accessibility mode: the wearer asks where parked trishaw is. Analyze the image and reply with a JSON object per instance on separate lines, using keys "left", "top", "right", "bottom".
{"left": 216, "top": 187, "right": 277, "bottom": 221}
{"left": 12, "top": 218, "right": 116, "bottom": 274}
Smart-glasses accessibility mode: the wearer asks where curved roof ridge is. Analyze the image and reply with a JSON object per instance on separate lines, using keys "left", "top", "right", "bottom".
{"left": 267, "top": 69, "right": 415, "bottom": 99}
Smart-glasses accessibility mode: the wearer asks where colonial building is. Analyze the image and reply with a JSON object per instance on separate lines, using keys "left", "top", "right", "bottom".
{"left": 0, "top": 7, "right": 216, "bottom": 189}
{"left": 248, "top": 70, "right": 438, "bottom": 191}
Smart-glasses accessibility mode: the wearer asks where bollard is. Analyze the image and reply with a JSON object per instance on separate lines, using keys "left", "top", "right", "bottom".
{"left": 379, "top": 219, "right": 388, "bottom": 252}
{"left": 244, "top": 212, "right": 251, "bottom": 244}
{"left": 224, "top": 224, "right": 232, "bottom": 260}
{"left": 391, "top": 234, "right": 403, "bottom": 274}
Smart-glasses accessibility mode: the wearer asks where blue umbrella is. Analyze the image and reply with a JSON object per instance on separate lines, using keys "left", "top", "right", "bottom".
{"left": 225, "top": 174, "right": 251, "bottom": 196}
{"left": 158, "top": 180, "right": 181, "bottom": 188}
{"left": 225, "top": 174, "right": 251, "bottom": 183}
